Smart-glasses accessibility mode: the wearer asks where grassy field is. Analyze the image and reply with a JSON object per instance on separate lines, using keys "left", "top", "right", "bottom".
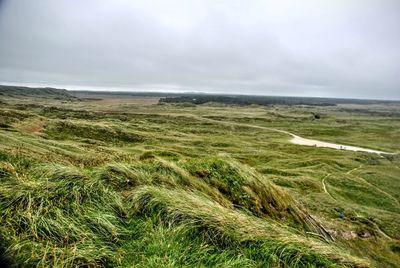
{"left": 0, "top": 91, "right": 399, "bottom": 267}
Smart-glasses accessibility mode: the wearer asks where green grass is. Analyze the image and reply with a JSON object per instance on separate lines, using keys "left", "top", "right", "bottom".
{"left": 0, "top": 95, "right": 399, "bottom": 267}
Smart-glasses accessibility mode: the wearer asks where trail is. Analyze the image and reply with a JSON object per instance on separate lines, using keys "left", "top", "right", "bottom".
{"left": 321, "top": 175, "right": 334, "bottom": 199}
{"left": 354, "top": 174, "right": 399, "bottom": 206}
{"left": 290, "top": 135, "right": 391, "bottom": 154}
{"left": 189, "top": 115, "right": 399, "bottom": 240}
{"left": 355, "top": 215, "right": 393, "bottom": 240}
{"left": 197, "top": 116, "right": 396, "bottom": 155}
{"left": 346, "top": 164, "right": 364, "bottom": 175}
{"left": 322, "top": 165, "right": 399, "bottom": 206}
{"left": 140, "top": 112, "right": 396, "bottom": 155}
{"left": 343, "top": 164, "right": 399, "bottom": 206}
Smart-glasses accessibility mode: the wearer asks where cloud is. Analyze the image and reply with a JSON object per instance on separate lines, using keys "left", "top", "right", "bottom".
{"left": 0, "top": 0, "right": 399, "bottom": 99}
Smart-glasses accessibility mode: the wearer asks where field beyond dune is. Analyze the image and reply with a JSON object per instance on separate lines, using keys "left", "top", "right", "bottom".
{"left": 0, "top": 90, "right": 400, "bottom": 267}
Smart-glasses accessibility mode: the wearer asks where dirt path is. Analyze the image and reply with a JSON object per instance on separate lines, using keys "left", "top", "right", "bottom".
{"left": 197, "top": 116, "right": 395, "bottom": 155}
{"left": 346, "top": 164, "right": 364, "bottom": 175}
{"left": 321, "top": 175, "right": 335, "bottom": 199}
{"left": 352, "top": 174, "right": 400, "bottom": 206}
{"left": 290, "top": 135, "right": 392, "bottom": 155}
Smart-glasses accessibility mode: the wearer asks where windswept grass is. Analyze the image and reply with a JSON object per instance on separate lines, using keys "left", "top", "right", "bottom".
{"left": 128, "top": 185, "right": 367, "bottom": 267}
{"left": 0, "top": 160, "right": 366, "bottom": 267}
{"left": 0, "top": 95, "right": 399, "bottom": 267}
{"left": 0, "top": 164, "right": 125, "bottom": 267}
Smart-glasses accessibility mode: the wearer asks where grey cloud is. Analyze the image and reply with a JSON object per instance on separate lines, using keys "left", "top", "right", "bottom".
{"left": 0, "top": 0, "right": 399, "bottom": 99}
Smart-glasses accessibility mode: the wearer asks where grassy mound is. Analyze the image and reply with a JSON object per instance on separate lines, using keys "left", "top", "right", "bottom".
{"left": 0, "top": 156, "right": 368, "bottom": 267}
{"left": 128, "top": 185, "right": 366, "bottom": 267}
{"left": 45, "top": 121, "right": 144, "bottom": 144}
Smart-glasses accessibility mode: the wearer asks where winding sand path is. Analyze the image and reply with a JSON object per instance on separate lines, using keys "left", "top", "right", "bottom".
{"left": 189, "top": 116, "right": 396, "bottom": 155}
{"left": 289, "top": 135, "right": 392, "bottom": 154}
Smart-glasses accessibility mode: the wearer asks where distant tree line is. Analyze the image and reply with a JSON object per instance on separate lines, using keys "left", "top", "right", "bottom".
{"left": 159, "top": 95, "right": 339, "bottom": 106}
{"left": 159, "top": 94, "right": 400, "bottom": 106}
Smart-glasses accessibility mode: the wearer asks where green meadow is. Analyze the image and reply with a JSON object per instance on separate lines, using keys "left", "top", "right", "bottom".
{"left": 0, "top": 91, "right": 399, "bottom": 267}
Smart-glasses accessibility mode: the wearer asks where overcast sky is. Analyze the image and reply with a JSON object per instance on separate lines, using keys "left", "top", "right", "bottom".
{"left": 0, "top": 0, "right": 399, "bottom": 99}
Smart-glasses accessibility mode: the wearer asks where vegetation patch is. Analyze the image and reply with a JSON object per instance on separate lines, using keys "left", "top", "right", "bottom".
{"left": 45, "top": 121, "right": 144, "bottom": 144}
{"left": 0, "top": 164, "right": 125, "bottom": 267}
{"left": 183, "top": 158, "right": 257, "bottom": 212}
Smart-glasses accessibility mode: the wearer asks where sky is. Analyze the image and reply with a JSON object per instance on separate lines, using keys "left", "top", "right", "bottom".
{"left": 0, "top": 0, "right": 399, "bottom": 99}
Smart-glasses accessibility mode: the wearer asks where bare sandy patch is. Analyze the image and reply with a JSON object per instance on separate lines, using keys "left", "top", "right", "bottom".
{"left": 290, "top": 135, "right": 391, "bottom": 154}
{"left": 13, "top": 118, "right": 46, "bottom": 134}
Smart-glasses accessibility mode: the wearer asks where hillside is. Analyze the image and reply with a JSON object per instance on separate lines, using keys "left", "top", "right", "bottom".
{"left": 0, "top": 95, "right": 399, "bottom": 267}
{"left": 0, "top": 85, "right": 76, "bottom": 100}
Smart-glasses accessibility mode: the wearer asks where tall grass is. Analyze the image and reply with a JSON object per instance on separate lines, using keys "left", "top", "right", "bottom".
{"left": 1, "top": 98, "right": 399, "bottom": 267}
{"left": 0, "top": 158, "right": 368, "bottom": 267}
{"left": 0, "top": 164, "right": 125, "bottom": 267}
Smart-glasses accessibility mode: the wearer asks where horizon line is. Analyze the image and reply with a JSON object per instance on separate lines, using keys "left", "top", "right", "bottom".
{"left": 1, "top": 81, "right": 399, "bottom": 102}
